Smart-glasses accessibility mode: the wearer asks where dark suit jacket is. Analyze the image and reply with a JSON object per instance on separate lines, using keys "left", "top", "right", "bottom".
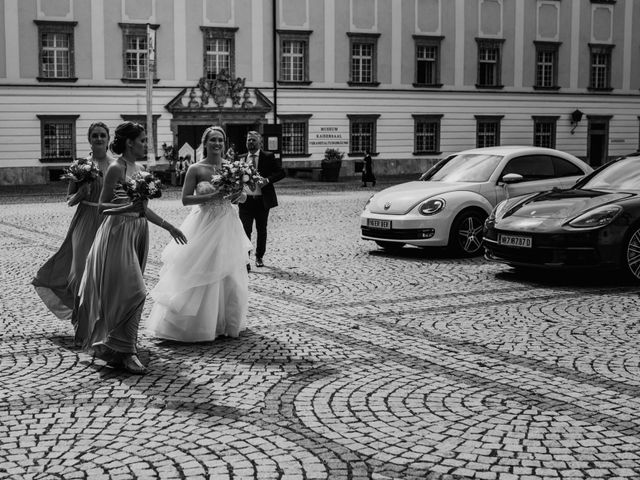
{"left": 242, "top": 150, "right": 286, "bottom": 209}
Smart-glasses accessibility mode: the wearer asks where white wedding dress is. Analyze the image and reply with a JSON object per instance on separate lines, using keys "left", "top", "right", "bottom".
{"left": 146, "top": 181, "right": 252, "bottom": 342}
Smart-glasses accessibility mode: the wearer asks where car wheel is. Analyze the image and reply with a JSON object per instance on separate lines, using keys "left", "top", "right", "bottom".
{"left": 375, "top": 241, "right": 405, "bottom": 252}
{"left": 623, "top": 225, "right": 640, "bottom": 281}
{"left": 448, "top": 209, "right": 487, "bottom": 256}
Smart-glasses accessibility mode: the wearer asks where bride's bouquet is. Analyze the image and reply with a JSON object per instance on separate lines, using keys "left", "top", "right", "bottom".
{"left": 61, "top": 157, "right": 102, "bottom": 184}
{"left": 121, "top": 171, "right": 163, "bottom": 200}
{"left": 62, "top": 157, "right": 102, "bottom": 206}
{"left": 210, "top": 160, "right": 262, "bottom": 196}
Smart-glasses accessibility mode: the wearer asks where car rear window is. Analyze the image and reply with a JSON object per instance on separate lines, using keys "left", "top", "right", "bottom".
{"left": 552, "top": 156, "right": 584, "bottom": 177}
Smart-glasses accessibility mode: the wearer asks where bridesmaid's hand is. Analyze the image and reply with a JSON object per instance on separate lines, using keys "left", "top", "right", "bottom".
{"left": 167, "top": 225, "right": 187, "bottom": 244}
{"left": 67, "top": 182, "right": 90, "bottom": 207}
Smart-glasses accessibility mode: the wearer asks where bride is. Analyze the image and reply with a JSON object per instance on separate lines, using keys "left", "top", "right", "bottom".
{"left": 146, "top": 126, "right": 252, "bottom": 342}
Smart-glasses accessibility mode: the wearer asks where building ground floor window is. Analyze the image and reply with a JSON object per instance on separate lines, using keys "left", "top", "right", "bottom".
{"left": 37, "top": 114, "right": 79, "bottom": 163}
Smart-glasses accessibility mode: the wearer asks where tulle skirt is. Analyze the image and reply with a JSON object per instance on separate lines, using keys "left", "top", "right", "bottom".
{"left": 147, "top": 202, "right": 251, "bottom": 342}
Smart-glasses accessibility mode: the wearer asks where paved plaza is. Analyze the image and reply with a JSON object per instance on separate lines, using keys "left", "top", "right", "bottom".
{"left": 1, "top": 179, "right": 640, "bottom": 480}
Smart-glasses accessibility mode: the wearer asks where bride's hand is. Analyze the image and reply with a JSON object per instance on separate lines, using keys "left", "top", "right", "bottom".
{"left": 226, "top": 190, "right": 246, "bottom": 204}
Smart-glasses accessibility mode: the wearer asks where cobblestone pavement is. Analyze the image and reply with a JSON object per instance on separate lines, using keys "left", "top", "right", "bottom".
{"left": 1, "top": 179, "right": 640, "bottom": 480}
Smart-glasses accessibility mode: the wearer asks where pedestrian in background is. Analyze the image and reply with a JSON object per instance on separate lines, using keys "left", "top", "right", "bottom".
{"left": 361, "top": 150, "right": 376, "bottom": 187}
{"left": 239, "top": 131, "right": 285, "bottom": 268}
{"left": 32, "top": 122, "right": 114, "bottom": 330}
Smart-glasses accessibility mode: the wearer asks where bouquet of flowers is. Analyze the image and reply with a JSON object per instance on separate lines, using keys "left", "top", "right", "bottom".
{"left": 121, "top": 171, "right": 163, "bottom": 200}
{"left": 60, "top": 157, "right": 102, "bottom": 183}
{"left": 210, "top": 160, "right": 262, "bottom": 196}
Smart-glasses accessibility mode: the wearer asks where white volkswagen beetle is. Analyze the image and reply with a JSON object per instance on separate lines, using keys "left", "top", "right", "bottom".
{"left": 360, "top": 146, "right": 593, "bottom": 256}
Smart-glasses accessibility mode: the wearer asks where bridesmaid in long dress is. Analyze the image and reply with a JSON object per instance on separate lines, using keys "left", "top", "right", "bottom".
{"left": 32, "top": 122, "right": 114, "bottom": 327}
{"left": 76, "top": 121, "right": 187, "bottom": 374}
{"left": 147, "top": 125, "right": 252, "bottom": 342}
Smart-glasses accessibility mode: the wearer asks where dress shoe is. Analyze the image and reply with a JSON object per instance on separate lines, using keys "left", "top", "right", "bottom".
{"left": 122, "top": 354, "right": 147, "bottom": 374}
{"left": 255, "top": 257, "right": 264, "bottom": 267}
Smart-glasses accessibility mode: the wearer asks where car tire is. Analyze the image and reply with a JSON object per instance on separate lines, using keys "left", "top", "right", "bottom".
{"left": 375, "top": 241, "right": 405, "bottom": 252}
{"left": 448, "top": 209, "right": 487, "bottom": 257}
{"left": 623, "top": 224, "right": 640, "bottom": 282}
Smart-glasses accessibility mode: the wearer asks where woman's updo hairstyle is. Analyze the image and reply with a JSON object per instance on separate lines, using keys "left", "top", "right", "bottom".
{"left": 87, "top": 122, "right": 110, "bottom": 142}
{"left": 110, "top": 121, "right": 145, "bottom": 155}
{"left": 201, "top": 125, "right": 226, "bottom": 157}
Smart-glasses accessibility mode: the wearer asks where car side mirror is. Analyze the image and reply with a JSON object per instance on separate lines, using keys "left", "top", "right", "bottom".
{"left": 501, "top": 173, "right": 524, "bottom": 184}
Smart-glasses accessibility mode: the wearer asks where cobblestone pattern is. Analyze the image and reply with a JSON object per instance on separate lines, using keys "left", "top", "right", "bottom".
{"left": 1, "top": 185, "right": 640, "bottom": 480}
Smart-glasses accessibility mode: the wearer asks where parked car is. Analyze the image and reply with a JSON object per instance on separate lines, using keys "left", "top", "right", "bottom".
{"left": 484, "top": 153, "right": 640, "bottom": 280}
{"left": 360, "top": 146, "right": 592, "bottom": 256}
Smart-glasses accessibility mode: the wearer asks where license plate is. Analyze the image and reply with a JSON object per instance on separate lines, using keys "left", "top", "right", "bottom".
{"left": 367, "top": 218, "right": 391, "bottom": 229}
{"left": 499, "top": 234, "right": 532, "bottom": 248}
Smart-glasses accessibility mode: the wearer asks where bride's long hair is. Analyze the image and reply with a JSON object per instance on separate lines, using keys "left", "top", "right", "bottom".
{"left": 201, "top": 125, "right": 227, "bottom": 158}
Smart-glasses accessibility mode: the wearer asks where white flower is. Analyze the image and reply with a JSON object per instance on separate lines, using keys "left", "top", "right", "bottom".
{"left": 242, "top": 174, "right": 249, "bottom": 183}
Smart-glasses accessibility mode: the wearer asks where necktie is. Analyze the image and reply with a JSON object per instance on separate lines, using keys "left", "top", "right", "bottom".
{"left": 251, "top": 154, "right": 258, "bottom": 170}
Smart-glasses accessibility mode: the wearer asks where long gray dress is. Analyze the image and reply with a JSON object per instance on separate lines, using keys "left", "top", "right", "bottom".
{"left": 75, "top": 162, "right": 149, "bottom": 353}
{"left": 32, "top": 155, "right": 109, "bottom": 322}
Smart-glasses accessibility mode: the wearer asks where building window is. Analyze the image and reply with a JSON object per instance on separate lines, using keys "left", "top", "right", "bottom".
{"left": 119, "top": 23, "right": 158, "bottom": 82}
{"left": 533, "top": 116, "right": 559, "bottom": 148}
{"left": 37, "top": 115, "right": 79, "bottom": 162}
{"left": 278, "top": 30, "right": 311, "bottom": 84}
{"left": 347, "top": 33, "right": 380, "bottom": 86}
{"left": 280, "top": 115, "right": 311, "bottom": 156}
{"left": 475, "top": 116, "right": 503, "bottom": 148}
{"left": 35, "top": 21, "right": 77, "bottom": 81}
{"left": 414, "top": 36, "right": 443, "bottom": 87}
{"left": 589, "top": 44, "right": 613, "bottom": 90}
{"left": 202, "top": 27, "right": 238, "bottom": 80}
{"left": 348, "top": 115, "right": 379, "bottom": 154}
{"left": 476, "top": 38, "right": 504, "bottom": 88}
{"left": 534, "top": 41, "right": 560, "bottom": 89}
{"left": 413, "top": 115, "right": 442, "bottom": 154}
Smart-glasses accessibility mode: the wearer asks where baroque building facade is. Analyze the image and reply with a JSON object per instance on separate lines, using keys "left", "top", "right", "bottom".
{"left": 0, "top": 0, "right": 639, "bottom": 184}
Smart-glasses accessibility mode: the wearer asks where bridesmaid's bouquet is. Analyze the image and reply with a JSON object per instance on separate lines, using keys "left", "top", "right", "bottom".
{"left": 121, "top": 171, "right": 163, "bottom": 200}
{"left": 62, "top": 157, "right": 102, "bottom": 207}
{"left": 210, "top": 160, "right": 262, "bottom": 195}
{"left": 60, "top": 157, "right": 102, "bottom": 184}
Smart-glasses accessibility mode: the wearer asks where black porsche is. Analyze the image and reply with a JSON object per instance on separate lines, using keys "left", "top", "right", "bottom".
{"left": 484, "top": 154, "right": 640, "bottom": 280}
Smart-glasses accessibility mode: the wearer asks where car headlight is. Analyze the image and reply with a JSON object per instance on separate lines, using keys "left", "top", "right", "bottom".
{"left": 489, "top": 200, "right": 509, "bottom": 221}
{"left": 418, "top": 198, "right": 445, "bottom": 216}
{"left": 363, "top": 194, "right": 375, "bottom": 211}
{"left": 567, "top": 205, "right": 622, "bottom": 228}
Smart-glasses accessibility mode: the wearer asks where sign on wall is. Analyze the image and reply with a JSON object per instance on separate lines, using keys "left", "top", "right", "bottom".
{"left": 309, "top": 127, "right": 349, "bottom": 147}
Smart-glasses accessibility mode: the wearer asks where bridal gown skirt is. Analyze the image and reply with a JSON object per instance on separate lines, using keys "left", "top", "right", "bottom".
{"left": 76, "top": 214, "right": 149, "bottom": 352}
{"left": 147, "top": 201, "right": 252, "bottom": 342}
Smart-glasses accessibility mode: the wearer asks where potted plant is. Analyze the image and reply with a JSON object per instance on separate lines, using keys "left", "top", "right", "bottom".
{"left": 321, "top": 148, "right": 344, "bottom": 182}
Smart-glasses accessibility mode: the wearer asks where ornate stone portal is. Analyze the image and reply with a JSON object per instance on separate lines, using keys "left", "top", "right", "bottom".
{"left": 165, "top": 70, "right": 272, "bottom": 156}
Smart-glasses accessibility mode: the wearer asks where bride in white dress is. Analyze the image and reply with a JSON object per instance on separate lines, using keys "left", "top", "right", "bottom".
{"left": 147, "top": 126, "right": 252, "bottom": 342}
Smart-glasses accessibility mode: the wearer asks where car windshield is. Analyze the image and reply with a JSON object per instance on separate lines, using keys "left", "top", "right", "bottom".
{"left": 581, "top": 157, "right": 640, "bottom": 190}
{"left": 422, "top": 154, "right": 503, "bottom": 182}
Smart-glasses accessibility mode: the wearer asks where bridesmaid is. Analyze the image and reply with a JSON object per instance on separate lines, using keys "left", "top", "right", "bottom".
{"left": 32, "top": 122, "right": 114, "bottom": 326}
{"left": 76, "top": 121, "right": 186, "bottom": 374}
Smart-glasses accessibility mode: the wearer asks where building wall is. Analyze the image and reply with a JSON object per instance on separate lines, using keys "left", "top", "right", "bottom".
{"left": 0, "top": 0, "right": 639, "bottom": 184}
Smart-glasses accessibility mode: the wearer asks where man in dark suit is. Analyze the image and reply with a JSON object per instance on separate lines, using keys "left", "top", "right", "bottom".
{"left": 239, "top": 130, "right": 286, "bottom": 268}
